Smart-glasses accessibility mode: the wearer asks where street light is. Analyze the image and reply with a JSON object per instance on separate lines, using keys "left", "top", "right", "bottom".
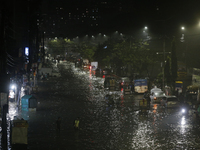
{"left": 180, "top": 26, "right": 187, "bottom": 69}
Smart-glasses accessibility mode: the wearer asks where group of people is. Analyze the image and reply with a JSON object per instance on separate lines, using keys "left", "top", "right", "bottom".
{"left": 55, "top": 117, "right": 80, "bottom": 133}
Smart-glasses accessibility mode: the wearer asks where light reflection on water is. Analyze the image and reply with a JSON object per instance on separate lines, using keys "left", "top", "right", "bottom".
{"left": 10, "top": 62, "right": 200, "bottom": 150}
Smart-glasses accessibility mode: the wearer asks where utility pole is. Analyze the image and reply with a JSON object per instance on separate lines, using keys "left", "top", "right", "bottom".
{"left": 162, "top": 20, "right": 166, "bottom": 91}
{"left": 156, "top": 40, "right": 171, "bottom": 90}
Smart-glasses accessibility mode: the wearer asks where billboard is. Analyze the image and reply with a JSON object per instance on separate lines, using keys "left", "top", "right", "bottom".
{"left": 91, "top": 62, "right": 98, "bottom": 71}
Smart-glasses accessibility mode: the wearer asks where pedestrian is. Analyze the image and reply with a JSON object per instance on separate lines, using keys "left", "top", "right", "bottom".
{"left": 56, "top": 117, "right": 61, "bottom": 133}
{"left": 147, "top": 94, "right": 151, "bottom": 107}
{"left": 74, "top": 117, "right": 80, "bottom": 130}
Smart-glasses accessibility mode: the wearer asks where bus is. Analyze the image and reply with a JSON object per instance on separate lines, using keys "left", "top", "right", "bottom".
{"left": 134, "top": 79, "right": 148, "bottom": 93}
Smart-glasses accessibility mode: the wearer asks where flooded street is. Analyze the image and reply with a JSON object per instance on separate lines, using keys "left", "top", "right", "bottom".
{"left": 13, "top": 61, "right": 200, "bottom": 150}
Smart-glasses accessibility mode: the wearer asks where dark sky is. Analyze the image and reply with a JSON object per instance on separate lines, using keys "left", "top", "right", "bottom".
{"left": 40, "top": 0, "right": 200, "bottom": 36}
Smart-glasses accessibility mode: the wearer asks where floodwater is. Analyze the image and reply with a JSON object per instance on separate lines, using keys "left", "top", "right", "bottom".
{"left": 9, "top": 61, "right": 200, "bottom": 150}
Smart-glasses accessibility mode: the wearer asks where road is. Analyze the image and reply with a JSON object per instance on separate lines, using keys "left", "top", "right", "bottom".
{"left": 10, "top": 61, "right": 200, "bottom": 150}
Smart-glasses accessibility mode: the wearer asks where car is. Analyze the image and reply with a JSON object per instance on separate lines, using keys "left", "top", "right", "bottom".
{"left": 120, "top": 77, "right": 131, "bottom": 88}
{"left": 52, "top": 71, "right": 61, "bottom": 77}
{"left": 164, "top": 95, "right": 180, "bottom": 108}
{"left": 150, "top": 90, "right": 166, "bottom": 104}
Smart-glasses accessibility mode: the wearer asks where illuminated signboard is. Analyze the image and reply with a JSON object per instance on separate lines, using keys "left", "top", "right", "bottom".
{"left": 25, "top": 47, "right": 29, "bottom": 56}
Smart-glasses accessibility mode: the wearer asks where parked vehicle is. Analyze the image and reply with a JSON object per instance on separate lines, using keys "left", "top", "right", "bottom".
{"left": 134, "top": 79, "right": 148, "bottom": 93}
{"left": 52, "top": 71, "right": 61, "bottom": 77}
{"left": 164, "top": 95, "right": 180, "bottom": 108}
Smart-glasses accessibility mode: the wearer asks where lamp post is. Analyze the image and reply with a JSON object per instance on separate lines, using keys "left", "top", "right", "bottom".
{"left": 180, "top": 26, "right": 187, "bottom": 68}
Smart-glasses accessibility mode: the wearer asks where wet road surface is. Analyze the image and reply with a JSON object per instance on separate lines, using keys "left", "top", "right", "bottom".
{"left": 12, "top": 61, "right": 200, "bottom": 150}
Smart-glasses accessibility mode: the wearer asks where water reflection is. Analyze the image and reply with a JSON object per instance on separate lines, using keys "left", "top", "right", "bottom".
{"left": 15, "top": 61, "right": 200, "bottom": 150}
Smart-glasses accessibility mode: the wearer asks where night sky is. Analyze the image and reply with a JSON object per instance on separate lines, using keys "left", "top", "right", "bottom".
{"left": 39, "top": 0, "right": 200, "bottom": 37}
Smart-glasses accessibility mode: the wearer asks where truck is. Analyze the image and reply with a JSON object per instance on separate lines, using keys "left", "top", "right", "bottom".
{"left": 134, "top": 79, "right": 148, "bottom": 93}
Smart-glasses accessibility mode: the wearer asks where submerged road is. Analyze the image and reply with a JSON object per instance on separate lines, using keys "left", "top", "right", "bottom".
{"left": 11, "top": 61, "right": 200, "bottom": 150}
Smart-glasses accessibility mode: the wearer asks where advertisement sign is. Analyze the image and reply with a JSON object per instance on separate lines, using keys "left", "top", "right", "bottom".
{"left": 91, "top": 62, "right": 98, "bottom": 71}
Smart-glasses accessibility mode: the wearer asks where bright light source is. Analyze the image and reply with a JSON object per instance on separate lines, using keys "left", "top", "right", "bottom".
{"left": 144, "top": 26, "right": 148, "bottom": 29}
{"left": 25, "top": 47, "right": 29, "bottom": 56}
{"left": 181, "top": 27, "right": 185, "bottom": 30}
{"left": 10, "top": 84, "right": 16, "bottom": 90}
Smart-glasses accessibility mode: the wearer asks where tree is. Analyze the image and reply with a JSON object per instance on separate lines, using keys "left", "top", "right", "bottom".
{"left": 113, "top": 38, "right": 152, "bottom": 76}
{"left": 47, "top": 38, "right": 75, "bottom": 58}
{"left": 171, "top": 37, "right": 178, "bottom": 84}
{"left": 79, "top": 42, "right": 96, "bottom": 62}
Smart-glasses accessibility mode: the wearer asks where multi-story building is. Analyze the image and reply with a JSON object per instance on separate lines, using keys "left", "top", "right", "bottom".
{"left": 39, "top": 0, "right": 127, "bottom": 39}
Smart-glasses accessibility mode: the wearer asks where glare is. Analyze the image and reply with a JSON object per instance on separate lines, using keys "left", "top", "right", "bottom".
{"left": 181, "top": 116, "right": 186, "bottom": 125}
{"left": 180, "top": 116, "right": 186, "bottom": 134}
{"left": 181, "top": 26, "right": 185, "bottom": 30}
{"left": 10, "top": 84, "right": 16, "bottom": 90}
{"left": 144, "top": 26, "right": 148, "bottom": 29}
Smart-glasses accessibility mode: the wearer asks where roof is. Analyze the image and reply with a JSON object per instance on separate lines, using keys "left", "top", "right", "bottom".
{"left": 21, "top": 95, "right": 36, "bottom": 100}
{"left": 150, "top": 86, "right": 162, "bottom": 93}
